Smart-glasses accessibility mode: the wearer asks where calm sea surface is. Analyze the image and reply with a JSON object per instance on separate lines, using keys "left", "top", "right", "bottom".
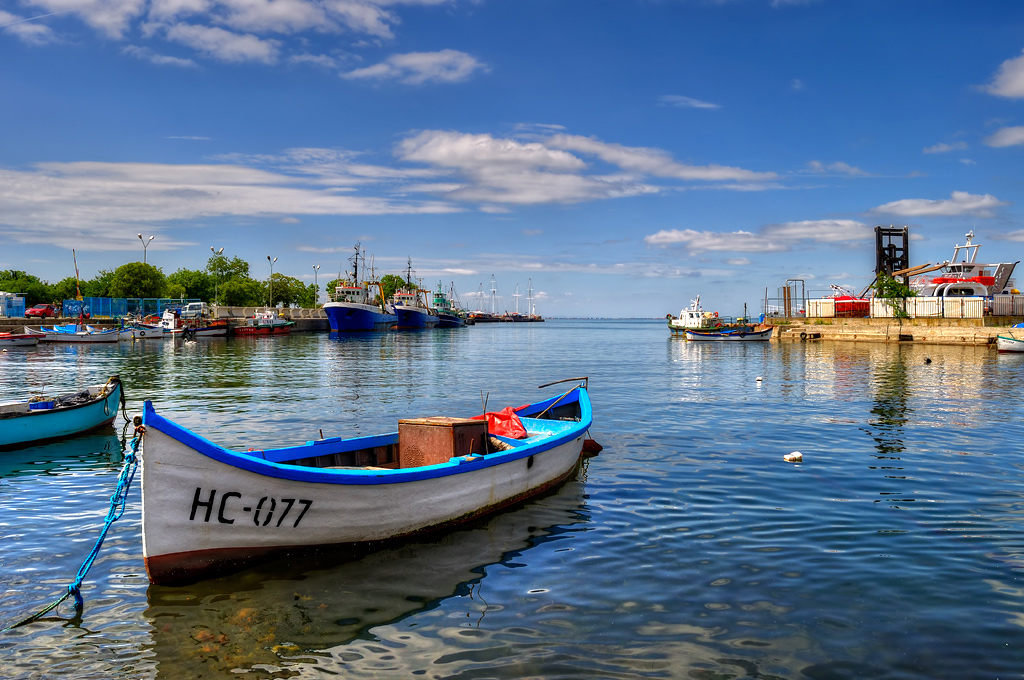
{"left": 2, "top": 319, "right": 1024, "bottom": 679}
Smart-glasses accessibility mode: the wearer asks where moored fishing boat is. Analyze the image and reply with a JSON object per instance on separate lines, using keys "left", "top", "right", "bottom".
{"left": 160, "top": 309, "right": 228, "bottom": 338}
{"left": 685, "top": 327, "right": 774, "bottom": 342}
{"left": 138, "top": 377, "right": 594, "bottom": 583}
{"left": 323, "top": 244, "right": 397, "bottom": 332}
{"left": 232, "top": 309, "right": 294, "bottom": 336}
{"left": 0, "top": 376, "right": 123, "bottom": 449}
{"left": 389, "top": 259, "right": 438, "bottom": 329}
{"left": 432, "top": 281, "right": 467, "bottom": 328}
{"left": 38, "top": 323, "right": 120, "bottom": 343}
{"left": 667, "top": 295, "right": 755, "bottom": 337}
{"left": 0, "top": 327, "right": 46, "bottom": 347}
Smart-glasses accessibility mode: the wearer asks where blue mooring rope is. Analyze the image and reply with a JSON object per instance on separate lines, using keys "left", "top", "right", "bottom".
{"left": 4, "top": 430, "right": 143, "bottom": 631}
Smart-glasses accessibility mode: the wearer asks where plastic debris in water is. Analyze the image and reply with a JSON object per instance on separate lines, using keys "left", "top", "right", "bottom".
{"left": 755, "top": 376, "right": 763, "bottom": 382}
{"left": 784, "top": 451, "right": 803, "bottom": 463}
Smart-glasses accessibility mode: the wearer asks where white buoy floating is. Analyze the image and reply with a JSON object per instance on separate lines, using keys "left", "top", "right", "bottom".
{"left": 755, "top": 376, "right": 763, "bottom": 382}
{"left": 784, "top": 451, "right": 803, "bottom": 463}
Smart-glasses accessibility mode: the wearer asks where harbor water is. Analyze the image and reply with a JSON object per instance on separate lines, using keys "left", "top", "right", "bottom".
{"left": 1, "top": 319, "right": 1023, "bottom": 679}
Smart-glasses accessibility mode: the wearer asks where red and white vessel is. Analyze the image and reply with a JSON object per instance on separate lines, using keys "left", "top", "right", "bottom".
{"left": 911, "top": 231, "right": 1018, "bottom": 298}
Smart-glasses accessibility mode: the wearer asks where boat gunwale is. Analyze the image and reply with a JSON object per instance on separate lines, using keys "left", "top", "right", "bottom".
{"left": 141, "top": 387, "right": 592, "bottom": 486}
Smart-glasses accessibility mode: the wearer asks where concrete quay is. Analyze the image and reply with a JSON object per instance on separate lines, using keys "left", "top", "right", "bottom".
{"left": 766, "top": 316, "right": 1024, "bottom": 346}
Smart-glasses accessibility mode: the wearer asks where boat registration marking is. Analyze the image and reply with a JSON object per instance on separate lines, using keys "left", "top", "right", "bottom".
{"left": 190, "top": 487, "right": 313, "bottom": 528}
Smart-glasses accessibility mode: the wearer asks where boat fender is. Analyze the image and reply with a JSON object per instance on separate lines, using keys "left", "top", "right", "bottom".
{"left": 800, "top": 332, "right": 807, "bottom": 340}
{"left": 739, "top": 332, "right": 746, "bottom": 338}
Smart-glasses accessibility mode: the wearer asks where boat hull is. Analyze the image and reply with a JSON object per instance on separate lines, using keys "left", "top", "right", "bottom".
{"left": 393, "top": 305, "right": 439, "bottom": 329}
{"left": 685, "top": 327, "right": 774, "bottom": 341}
{"left": 436, "top": 312, "right": 466, "bottom": 328}
{"left": 0, "top": 329, "right": 44, "bottom": 347}
{"left": 39, "top": 325, "right": 120, "bottom": 343}
{"left": 0, "top": 378, "right": 123, "bottom": 449}
{"left": 233, "top": 323, "right": 292, "bottom": 336}
{"left": 323, "top": 302, "right": 397, "bottom": 331}
{"left": 140, "top": 386, "right": 592, "bottom": 583}
{"left": 997, "top": 335, "right": 1024, "bottom": 352}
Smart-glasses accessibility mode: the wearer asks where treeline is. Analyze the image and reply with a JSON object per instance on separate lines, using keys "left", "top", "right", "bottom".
{"left": 0, "top": 253, "right": 346, "bottom": 308}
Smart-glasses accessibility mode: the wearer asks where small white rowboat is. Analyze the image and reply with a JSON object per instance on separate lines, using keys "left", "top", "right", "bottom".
{"left": 139, "top": 378, "right": 595, "bottom": 583}
{"left": 997, "top": 335, "right": 1024, "bottom": 353}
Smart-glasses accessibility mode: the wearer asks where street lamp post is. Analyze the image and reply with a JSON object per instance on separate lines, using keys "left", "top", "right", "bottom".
{"left": 138, "top": 234, "right": 155, "bottom": 264}
{"left": 312, "top": 264, "right": 321, "bottom": 307}
{"left": 210, "top": 247, "right": 224, "bottom": 305}
{"left": 267, "top": 255, "right": 277, "bottom": 307}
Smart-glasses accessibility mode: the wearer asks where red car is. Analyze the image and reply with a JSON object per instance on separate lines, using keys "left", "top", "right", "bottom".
{"left": 25, "top": 304, "right": 59, "bottom": 318}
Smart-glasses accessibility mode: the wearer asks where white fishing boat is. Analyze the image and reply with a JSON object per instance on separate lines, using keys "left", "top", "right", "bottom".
{"left": 667, "top": 295, "right": 756, "bottom": 337}
{"left": 139, "top": 378, "right": 594, "bottom": 583}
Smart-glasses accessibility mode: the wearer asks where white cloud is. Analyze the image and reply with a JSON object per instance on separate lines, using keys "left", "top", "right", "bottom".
{"left": 985, "top": 48, "right": 1024, "bottom": 98}
{"left": 0, "top": 9, "right": 59, "bottom": 44}
{"left": 762, "top": 219, "right": 873, "bottom": 242}
{"left": 984, "top": 126, "right": 1024, "bottom": 148}
{"left": 27, "top": 0, "right": 146, "bottom": 38}
{"left": 806, "top": 160, "right": 869, "bottom": 176}
{"left": 645, "top": 219, "right": 871, "bottom": 253}
{"left": 959, "top": 158, "right": 976, "bottom": 166}
{"left": 658, "top": 95, "right": 720, "bottom": 110}
{"left": 923, "top": 141, "right": 968, "bottom": 154}
{"left": 342, "top": 49, "right": 486, "bottom": 84}
{"left": 0, "top": 157, "right": 458, "bottom": 250}
{"left": 724, "top": 257, "right": 751, "bottom": 266}
{"left": 872, "top": 191, "right": 1007, "bottom": 217}
{"left": 122, "top": 44, "right": 198, "bottom": 66}
{"left": 549, "top": 134, "right": 777, "bottom": 182}
{"left": 164, "top": 23, "right": 280, "bottom": 63}
{"left": 644, "top": 229, "right": 787, "bottom": 253}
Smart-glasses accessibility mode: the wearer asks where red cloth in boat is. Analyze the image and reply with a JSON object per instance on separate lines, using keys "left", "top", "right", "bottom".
{"left": 472, "top": 406, "right": 528, "bottom": 439}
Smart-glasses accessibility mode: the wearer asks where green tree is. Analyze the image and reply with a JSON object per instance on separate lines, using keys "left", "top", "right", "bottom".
{"left": 167, "top": 268, "right": 213, "bottom": 301}
{"left": 165, "top": 283, "right": 187, "bottom": 299}
{"left": 51, "top": 277, "right": 83, "bottom": 303}
{"left": 297, "top": 283, "right": 318, "bottom": 308}
{"left": 0, "top": 270, "right": 49, "bottom": 305}
{"left": 81, "top": 269, "right": 116, "bottom": 298}
{"left": 873, "top": 272, "right": 916, "bottom": 319}
{"left": 267, "top": 273, "right": 307, "bottom": 307}
{"left": 220, "top": 278, "right": 265, "bottom": 306}
{"left": 379, "top": 274, "right": 405, "bottom": 304}
{"left": 109, "top": 262, "right": 167, "bottom": 299}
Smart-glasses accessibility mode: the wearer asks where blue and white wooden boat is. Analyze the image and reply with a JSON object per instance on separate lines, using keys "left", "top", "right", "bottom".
{"left": 139, "top": 378, "right": 594, "bottom": 583}
{"left": 323, "top": 245, "right": 397, "bottom": 332}
{"left": 0, "top": 376, "right": 124, "bottom": 449}
{"left": 684, "top": 327, "right": 773, "bottom": 342}
{"left": 39, "top": 323, "right": 120, "bottom": 343}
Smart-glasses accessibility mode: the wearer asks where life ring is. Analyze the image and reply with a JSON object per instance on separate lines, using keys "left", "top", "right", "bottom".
{"left": 739, "top": 332, "right": 746, "bottom": 338}
{"left": 714, "top": 311, "right": 719, "bottom": 317}
{"left": 139, "top": 330, "right": 146, "bottom": 337}
{"left": 800, "top": 332, "right": 807, "bottom": 340}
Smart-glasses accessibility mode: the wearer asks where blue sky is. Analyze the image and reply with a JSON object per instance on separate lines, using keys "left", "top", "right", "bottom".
{"left": 2, "top": 0, "right": 1024, "bottom": 317}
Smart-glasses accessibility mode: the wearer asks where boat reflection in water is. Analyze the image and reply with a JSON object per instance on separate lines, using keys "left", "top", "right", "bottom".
{"left": 142, "top": 474, "right": 589, "bottom": 676}
{"left": 0, "top": 426, "right": 123, "bottom": 478}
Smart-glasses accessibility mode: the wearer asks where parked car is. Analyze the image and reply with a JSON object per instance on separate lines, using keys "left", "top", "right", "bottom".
{"left": 25, "top": 303, "right": 59, "bottom": 318}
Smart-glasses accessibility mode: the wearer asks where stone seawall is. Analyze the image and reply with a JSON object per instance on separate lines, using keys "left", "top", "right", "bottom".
{"left": 766, "top": 316, "right": 1024, "bottom": 346}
